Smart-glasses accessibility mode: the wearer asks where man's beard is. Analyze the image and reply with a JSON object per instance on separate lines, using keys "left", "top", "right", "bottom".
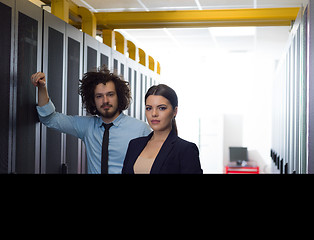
{"left": 99, "top": 104, "right": 119, "bottom": 119}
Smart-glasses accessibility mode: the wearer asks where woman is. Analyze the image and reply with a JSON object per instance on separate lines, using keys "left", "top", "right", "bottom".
{"left": 122, "top": 84, "right": 203, "bottom": 174}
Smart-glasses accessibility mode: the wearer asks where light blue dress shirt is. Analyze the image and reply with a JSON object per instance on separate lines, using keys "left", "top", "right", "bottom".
{"left": 37, "top": 100, "right": 151, "bottom": 174}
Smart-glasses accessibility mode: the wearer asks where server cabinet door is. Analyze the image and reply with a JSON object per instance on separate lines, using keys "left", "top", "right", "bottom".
{"left": 84, "top": 33, "right": 99, "bottom": 72}
{"left": 99, "top": 41, "right": 112, "bottom": 71}
{"left": 112, "top": 50, "right": 126, "bottom": 78}
{"left": 112, "top": 50, "right": 127, "bottom": 116}
{"left": 82, "top": 33, "right": 100, "bottom": 173}
{"left": 0, "top": 0, "right": 14, "bottom": 173}
{"left": 14, "top": 0, "right": 42, "bottom": 173}
{"left": 42, "top": 11, "right": 66, "bottom": 173}
{"left": 66, "top": 24, "right": 83, "bottom": 173}
{"left": 300, "top": 7, "right": 308, "bottom": 174}
{"left": 133, "top": 68, "right": 140, "bottom": 119}
{"left": 138, "top": 64, "right": 149, "bottom": 121}
{"left": 307, "top": 1, "right": 314, "bottom": 173}
{"left": 126, "top": 58, "right": 138, "bottom": 118}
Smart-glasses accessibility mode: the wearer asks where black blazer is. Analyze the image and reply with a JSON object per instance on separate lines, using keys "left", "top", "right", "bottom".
{"left": 122, "top": 129, "right": 203, "bottom": 174}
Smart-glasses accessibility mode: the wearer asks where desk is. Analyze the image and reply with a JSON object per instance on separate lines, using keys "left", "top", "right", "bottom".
{"left": 225, "top": 161, "right": 259, "bottom": 174}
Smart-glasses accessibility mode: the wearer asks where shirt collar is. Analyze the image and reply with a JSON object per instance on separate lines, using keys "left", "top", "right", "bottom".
{"left": 98, "top": 112, "right": 125, "bottom": 128}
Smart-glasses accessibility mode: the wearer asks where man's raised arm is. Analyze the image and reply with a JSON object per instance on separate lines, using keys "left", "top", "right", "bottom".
{"left": 31, "top": 72, "right": 49, "bottom": 107}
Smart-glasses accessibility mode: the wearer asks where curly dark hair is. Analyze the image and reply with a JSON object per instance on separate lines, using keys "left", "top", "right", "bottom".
{"left": 79, "top": 65, "right": 131, "bottom": 115}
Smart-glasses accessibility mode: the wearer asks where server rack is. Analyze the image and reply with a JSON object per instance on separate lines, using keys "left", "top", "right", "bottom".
{"left": 126, "top": 58, "right": 138, "bottom": 118}
{"left": 111, "top": 48, "right": 129, "bottom": 118}
{"left": 42, "top": 10, "right": 66, "bottom": 173}
{"left": 138, "top": 64, "right": 150, "bottom": 122}
{"left": 99, "top": 40, "right": 112, "bottom": 71}
{"left": 112, "top": 49, "right": 126, "bottom": 78}
{"left": 65, "top": 23, "right": 84, "bottom": 173}
{"left": 271, "top": 4, "right": 314, "bottom": 174}
{"left": 307, "top": 0, "right": 314, "bottom": 173}
{"left": 81, "top": 33, "right": 100, "bottom": 173}
{"left": 0, "top": 0, "right": 160, "bottom": 174}
{"left": 84, "top": 33, "right": 99, "bottom": 73}
{"left": 0, "top": 0, "right": 14, "bottom": 174}
{"left": 14, "top": 0, "right": 43, "bottom": 173}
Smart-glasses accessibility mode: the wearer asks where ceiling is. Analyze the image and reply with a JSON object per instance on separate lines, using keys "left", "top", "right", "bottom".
{"left": 31, "top": 0, "right": 307, "bottom": 64}
{"left": 68, "top": 0, "right": 306, "bottom": 60}
{"left": 71, "top": 0, "right": 306, "bottom": 12}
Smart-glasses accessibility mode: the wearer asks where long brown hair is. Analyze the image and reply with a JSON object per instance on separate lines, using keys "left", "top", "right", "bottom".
{"left": 145, "top": 84, "right": 178, "bottom": 135}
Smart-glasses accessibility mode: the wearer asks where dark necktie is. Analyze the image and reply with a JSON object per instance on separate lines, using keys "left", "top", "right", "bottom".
{"left": 101, "top": 123, "right": 113, "bottom": 174}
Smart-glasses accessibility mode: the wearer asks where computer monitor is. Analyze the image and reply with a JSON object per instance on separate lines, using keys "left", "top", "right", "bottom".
{"left": 229, "top": 147, "right": 248, "bottom": 165}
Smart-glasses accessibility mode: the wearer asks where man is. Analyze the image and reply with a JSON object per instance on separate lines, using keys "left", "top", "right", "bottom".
{"left": 31, "top": 66, "right": 151, "bottom": 174}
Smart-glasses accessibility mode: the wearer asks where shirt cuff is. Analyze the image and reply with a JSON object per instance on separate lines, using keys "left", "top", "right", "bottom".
{"left": 36, "top": 99, "right": 56, "bottom": 117}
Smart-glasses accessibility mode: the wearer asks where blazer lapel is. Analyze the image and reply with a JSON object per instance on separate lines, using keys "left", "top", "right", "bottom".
{"left": 150, "top": 129, "right": 177, "bottom": 174}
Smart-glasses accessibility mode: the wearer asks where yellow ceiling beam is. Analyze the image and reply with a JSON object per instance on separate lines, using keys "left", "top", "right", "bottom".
{"left": 68, "top": 0, "right": 79, "bottom": 16}
{"left": 51, "top": 0, "right": 70, "bottom": 23}
{"left": 78, "top": 7, "right": 97, "bottom": 37}
{"left": 115, "top": 31, "right": 126, "bottom": 55}
{"left": 157, "top": 62, "right": 161, "bottom": 75}
{"left": 148, "top": 56, "right": 155, "bottom": 72}
{"left": 94, "top": 7, "right": 300, "bottom": 29}
{"left": 102, "top": 29, "right": 114, "bottom": 48}
{"left": 127, "top": 40, "right": 137, "bottom": 61}
{"left": 138, "top": 48, "right": 146, "bottom": 66}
